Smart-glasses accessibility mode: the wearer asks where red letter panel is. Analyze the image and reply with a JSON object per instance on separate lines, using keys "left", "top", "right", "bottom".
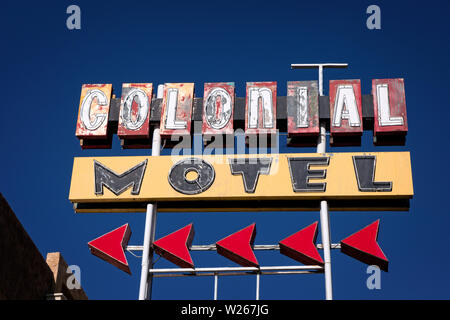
{"left": 372, "top": 78, "right": 408, "bottom": 139}
{"left": 329, "top": 79, "right": 363, "bottom": 136}
{"left": 118, "top": 83, "right": 153, "bottom": 140}
{"left": 245, "top": 82, "right": 277, "bottom": 136}
{"left": 202, "top": 82, "right": 234, "bottom": 137}
{"left": 287, "top": 81, "right": 319, "bottom": 137}
{"left": 159, "top": 83, "right": 194, "bottom": 139}
{"left": 75, "top": 84, "right": 112, "bottom": 139}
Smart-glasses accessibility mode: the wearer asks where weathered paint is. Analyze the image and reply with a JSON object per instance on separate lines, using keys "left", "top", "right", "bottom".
{"left": 329, "top": 79, "right": 363, "bottom": 135}
{"left": 159, "top": 83, "right": 194, "bottom": 138}
{"left": 245, "top": 82, "right": 277, "bottom": 136}
{"left": 117, "top": 83, "right": 153, "bottom": 139}
{"left": 69, "top": 152, "right": 413, "bottom": 212}
{"left": 202, "top": 82, "right": 234, "bottom": 137}
{"left": 372, "top": 78, "right": 408, "bottom": 136}
{"left": 287, "top": 81, "right": 319, "bottom": 137}
{"left": 75, "top": 84, "right": 112, "bottom": 139}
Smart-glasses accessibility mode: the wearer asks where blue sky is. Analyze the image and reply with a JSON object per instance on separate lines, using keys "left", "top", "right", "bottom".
{"left": 1, "top": 0, "right": 449, "bottom": 300}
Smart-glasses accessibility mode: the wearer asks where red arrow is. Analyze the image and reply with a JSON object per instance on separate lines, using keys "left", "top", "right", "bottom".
{"left": 340, "top": 220, "right": 389, "bottom": 271}
{"left": 88, "top": 224, "right": 132, "bottom": 274}
{"left": 153, "top": 224, "right": 195, "bottom": 268}
{"left": 279, "top": 222, "right": 324, "bottom": 266}
{"left": 216, "top": 223, "right": 259, "bottom": 267}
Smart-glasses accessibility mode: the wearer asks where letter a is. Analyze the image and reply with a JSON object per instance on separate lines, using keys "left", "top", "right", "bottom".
{"left": 66, "top": 5, "right": 81, "bottom": 30}
{"left": 366, "top": 5, "right": 381, "bottom": 30}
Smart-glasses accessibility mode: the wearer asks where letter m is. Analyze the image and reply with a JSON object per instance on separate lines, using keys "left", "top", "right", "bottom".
{"left": 94, "top": 160, "right": 147, "bottom": 196}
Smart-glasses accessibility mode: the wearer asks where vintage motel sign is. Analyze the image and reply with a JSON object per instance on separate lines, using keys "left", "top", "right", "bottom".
{"left": 74, "top": 78, "right": 409, "bottom": 149}
{"left": 74, "top": 74, "right": 411, "bottom": 299}
{"left": 69, "top": 152, "right": 413, "bottom": 212}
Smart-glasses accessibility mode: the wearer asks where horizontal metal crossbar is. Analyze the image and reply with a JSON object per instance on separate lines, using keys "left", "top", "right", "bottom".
{"left": 126, "top": 243, "right": 341, "bottom": 252}
{"left": 149, "top": 265, "right": 323, "bottom": 278}
{"left": 153, "top": 270, "right": 322, "bottom": 278}
{"left": 291, "top": 63, "right": 349, "bottom": 68}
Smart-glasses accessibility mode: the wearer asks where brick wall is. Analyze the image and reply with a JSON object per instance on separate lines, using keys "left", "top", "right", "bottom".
{"left": 0, "top": 193, "right": 87, "bottom": 300}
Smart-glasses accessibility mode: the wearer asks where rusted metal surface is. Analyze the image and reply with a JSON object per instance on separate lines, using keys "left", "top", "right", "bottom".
{"left": 329, "top": 79, "right": 363, "bottom": 136}
{"left": 75, "top": 84, "right": 112, "bottom": 139}
{"left": 202, "top": 82, "right": 234, "bottom": 137}
{"left": 245, "top": 82, "right": 277, "bottom": 136}
{"left": 287, "top": 81, "right": 319, "bottom": 137}
{"left": 117, "top": 83, "right": 153, "bottom": 139}
{"left": 159, "top": 83, "right": 194, "bottom": 138}
{"left": 372, "top": 78, "right": 408, "bottom": 136}
{"left": 73, "top": 80, "right": 409, "bottom": 149}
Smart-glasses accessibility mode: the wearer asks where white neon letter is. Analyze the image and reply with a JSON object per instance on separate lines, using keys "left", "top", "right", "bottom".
{"left": 332, "top": 85, "right": 361, "bottom": 127}
{"left": 297, "top": 86, "right": 309, "bottom": 128}
{"left": 205, "top": 87, "right": 232, "bottom": 130}
{"left": 248, "top": 87, "right": 274, "bottom": 128}
{"left": 121, "top": 88, "right": 149, "bottom": 130}
{"left": 165, "top": 88, "right": 187, "bottom": 129}
{"left": 376, "top": 84, "right": 404, "bottom": 126}
{"left": 80, "top": 89, "right": 108, "bottom": 131}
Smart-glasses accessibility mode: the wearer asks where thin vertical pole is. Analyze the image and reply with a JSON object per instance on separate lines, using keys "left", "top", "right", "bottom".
{"left": 138, "top": 84, "right": 163, "bottom": 300}
{"left": 256, "top": 273, "right": 260, "bottom": 300}
{"left": 139, "top": 203, "right": 157, "bottom": 300}
{"left": 318, "top": 65, "right": 323, "bottom": 96}
{"left": 214, "top": 273, "right": 218, "bottom": 300}
{"left": 291, "top": 63, "right": 348, "bottom": 300}
{"left": 317, "top": 66, "right": 332, "bottom": 300}
{"left": 319, "top": 199, "right": 332, "bottom": 300}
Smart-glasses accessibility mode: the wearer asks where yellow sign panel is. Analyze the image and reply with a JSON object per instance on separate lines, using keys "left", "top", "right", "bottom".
{"left": 69, "top": 152, "right": 413, "bottom": 212}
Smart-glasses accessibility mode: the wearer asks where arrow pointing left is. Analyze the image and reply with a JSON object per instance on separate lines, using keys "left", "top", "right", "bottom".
{"left": 216, "top": 223, "right": 259, "bottom": 267}
{"left": 153, "top": 224, "right": 195, "bottom": 268}
{"left": 88, "top": 224, "right": 132, "bottom": 274}
{"left": 340, "top": 220, "right": 389, "bottom": 271}
{"left": 279, "top": 222, "right": 324, "bottom": 266}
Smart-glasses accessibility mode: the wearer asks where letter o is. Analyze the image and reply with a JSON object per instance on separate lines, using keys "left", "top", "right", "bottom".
{"left": 168, "top": 158, "right": 215, "bottom": 195}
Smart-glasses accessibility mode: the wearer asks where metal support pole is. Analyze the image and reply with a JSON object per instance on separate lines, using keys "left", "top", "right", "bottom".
{"left": 138, "top": 84, "right": 164, "bottom": 300}
{"left": 290, "top": 63, "right": 348, "bottom": 300}
{"left": 318, "top": 65, "right": 323, "bottom": 96}
{"left": 256, "top": 272, "right": 260, "bottom": 300}
{"left": 319, "top": 199, "right": 332, "bottom": 300}
{"left": 317, "top": 67, "right": 331, "bottom": 301}
{"left": 138, "top": 203, "right": 157, "bottom": 300}
{"left": 318, "top": 115, "right": 332, "bottom": 300}
{"left": 214, "top": 273, "right": 218, "bottom": 300}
